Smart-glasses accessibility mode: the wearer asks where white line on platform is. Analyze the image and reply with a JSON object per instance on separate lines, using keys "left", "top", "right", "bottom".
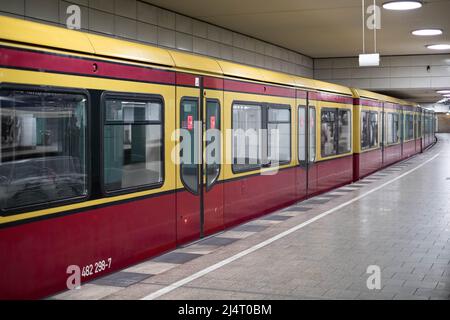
{"left": 141, "top": 152, "right": 441, "bottom": 300}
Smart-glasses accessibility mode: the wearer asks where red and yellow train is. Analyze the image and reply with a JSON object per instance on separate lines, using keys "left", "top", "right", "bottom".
{"left": 0, "top": 16, "right": 436, "bottom": 299}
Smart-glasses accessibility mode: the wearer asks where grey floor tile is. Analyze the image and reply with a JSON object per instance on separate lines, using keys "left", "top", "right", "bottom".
{"left": 304, "top": 198, "right": 330, "bottom": 205}
{"left": 233, "top": 224, "right": 268, "bottom": 232}
{"left": 283, "top": 206, "right": 312, "bottom": 212}
{"left": 91, "top": 272, "right": 151, "bottom": 288}
{"left": 260, "top": 215, "right": 292, "bottom": 221}
{"left": 198, "top": 237, "right": 239, "bottom": 247}
{"left": 152, "top": 252, "right": 203, "bottom": 264}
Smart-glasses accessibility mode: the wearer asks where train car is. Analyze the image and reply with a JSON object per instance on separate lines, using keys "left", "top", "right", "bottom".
{"left": 352, "top": 89, "right": 387, "bottom": 180}
{"left": 0, "top": 16, "right": 434, "bottom": 299}
{"left": 422, "top": 109, "right": 435, "bottom": 149}
{"left": 351, "top": 90, "right": 432, "bottom": 181}
{"left": 413, "top": 104, "right": 423, "bottom": 154}
{"left": 401, "top": 100, "right": 419, "bottom": 159}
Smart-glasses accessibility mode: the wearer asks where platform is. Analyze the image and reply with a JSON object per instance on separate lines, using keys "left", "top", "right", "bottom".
{"left": 52, "top": 134, "right": 450, "bottom": 300}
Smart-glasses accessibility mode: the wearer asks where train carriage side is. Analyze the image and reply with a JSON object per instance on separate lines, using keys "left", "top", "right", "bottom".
{"left": 0, "top": 15, "right": 436, "bottom": 300}
{"left": 401, "top": 101, "right": 418, "bottom": 159}
{"left": 414, "top": 105, "right": 423, "bottom": 154}
{"left": 383, "top": 101, "right": 403, "bottom": 167}
{"left": 218, "top": 66, "right": 299, "bottom": 228}
{"left": 351, "top": 89, "right": 384, "bottom": 181}
{"left": 306, "top": 84, "right": 354, "bottom": 196}
{"left": 0, "top": 20, "right": 183, "bottom": 298}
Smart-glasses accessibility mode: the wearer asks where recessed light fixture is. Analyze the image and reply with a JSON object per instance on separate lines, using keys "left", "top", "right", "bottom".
{"left": 437, "top": 90, "right": 450, "bottom": 94}
{"left": 412, "top": 29, "right": 443, "bottom": 36}
{"left": 383, "top": 1, "right": 422, "bottom": 10}
{"left": 426, "top": 44, "right": 450, "bottom": 50}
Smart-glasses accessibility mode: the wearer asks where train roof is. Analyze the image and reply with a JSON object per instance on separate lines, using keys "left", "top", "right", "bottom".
{"left": 0, "top": 15, "right": 413, "bottom": 103}
{"left": 352, "top": 88, "right": 402, "bottom": 105}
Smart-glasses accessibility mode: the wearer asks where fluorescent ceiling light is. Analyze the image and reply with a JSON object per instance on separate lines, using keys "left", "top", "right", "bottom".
{"left": 383, "top": 1, "right": 422, "bottom": 10}
{"left": 412, "top": 29, "right": 443, "bottom": 36}
{"left": 436, "top": 90, "right": 450, "bottom": 94}
{"left": 444, "top": 94, "right": 450, "bottom": 97}
{"left": 426, "top": 44, "right": 450, "bottom": 50}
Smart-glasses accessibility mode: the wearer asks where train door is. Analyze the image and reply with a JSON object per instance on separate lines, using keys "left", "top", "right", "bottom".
{"left": 297, "top": 92, "right": 308, "bottom": 200}
{"left": 381, "top": 103, "right": 385, "bottom": 165}
{"left": 176, "top": 77, "right": 224, "bottom": 244}
{"left": 306, "top": 92, "right": 318, "bottom": 196}
{"left": 202, "top": 87, "right": 224, "bottom": 236}
{"left": 400, "top": 108, "right": 404, "bottom": 158}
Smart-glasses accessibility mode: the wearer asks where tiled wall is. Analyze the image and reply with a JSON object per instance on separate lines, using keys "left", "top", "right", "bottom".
{"left": 314, "top": 55, "right": 450, "bottom": 90}
{"left": 437, "top": 114, "right": 450, "bottom": 133}
{"left": 0, "top": 0, "right": 314, "bottom": 78}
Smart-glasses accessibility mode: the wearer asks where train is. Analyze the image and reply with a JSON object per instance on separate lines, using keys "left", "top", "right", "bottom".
{"left": 0, "top": 16, "right": 436, "bottom": 299}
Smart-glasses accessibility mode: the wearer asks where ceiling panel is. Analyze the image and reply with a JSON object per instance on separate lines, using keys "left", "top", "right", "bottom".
{"left": 144, "top": 0, "right": 450, "bottom": 58}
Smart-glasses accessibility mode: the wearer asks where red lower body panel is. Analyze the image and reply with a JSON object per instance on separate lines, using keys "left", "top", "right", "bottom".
{"left": 3, "top": 143, "right": 433, "bottom": 299}
{"left": 402, "top": 140, "right": 416, "bottom": 159}
{"left": 383, "top": 144, "right": 402, "bottom": 167}
{"left": 0, "top": 194, "right": 176, "bottom": 299}
{"left": 415, "top": 139, "right": 422, "bottom": 154}
{"left": 224, "top": 167, "right": 297, "bottom": 228}
{"left": 309, "top": 155, "right": 353, "bottom": 196}
{"left": 176, "top": 190, "right": 201, "bottom": 245}
{"left": 203, "top": 184, "right": 225, "bottom": 237}
{"left": 353, "top": 149, "right": 383, "bottom": 181}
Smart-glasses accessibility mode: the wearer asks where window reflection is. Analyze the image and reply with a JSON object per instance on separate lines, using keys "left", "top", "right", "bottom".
{"left": 0, "top": 90, "right": 87, "bottom": 210}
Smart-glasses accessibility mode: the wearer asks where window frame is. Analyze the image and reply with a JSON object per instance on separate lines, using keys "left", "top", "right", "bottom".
{"left": 231, "top": 101, "right": 291, "bottom": 174}
{"left": 298, "top": 105, "right": 307, "bottom": 164}
{"left": 386, "top": 112, "right": 400, "bottom": 146}
{"left": 231, "top": 101, "right": 263, "bottom": 174}
{"left": 0, "top": 83, "right": 91, "bottom": 215}
{"left": 361, "top": 110, "right": 379, "bottom": 151}
{"left": 100, "top": 91, "right": 165, "bottom": 197}
{"left": 404, "top": 113, "right": 414, "bottom": 141}
{"left": 179, "top": 96, "right": 200, "bottom": 195}
{"left": 267, "top": 104, "right": 291, "bottom": 165}
{"left": 309, "top": 106, "right": 317, "bottom": 163}
{"left": 297, "top": 105, "right": 317, "bottom": 165}
{"left": 320, "top": 107, "right": 338, "bottom": 157}
{"left": 205, "top": 98, "right": 221, "bottom": 192}
{"left": 320, "top": 107, "right": 352, "bottom": 158}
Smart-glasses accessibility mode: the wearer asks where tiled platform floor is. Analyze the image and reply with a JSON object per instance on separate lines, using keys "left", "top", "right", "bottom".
{"left": 52, "top": 134, "right": 450, "bottom": 300}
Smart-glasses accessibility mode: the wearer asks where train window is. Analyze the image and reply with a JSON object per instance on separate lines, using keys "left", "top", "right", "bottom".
{"left": 338, "top": 109, "right": 351, "bottom": 154}
{"left": 232, "top": 103, "right": 262, "bottom": 172}
{"left": 309, "top": 107, "right": 316, "bottom": 162}
{"left": 416, "top": 114, "right": 422, "bottom": 138}
{"left": 268, "top": 106, "right": 291, "bottom": 164}
{"left": 386, "top": 113, "right": 393, "bottom": 144}
{"left": 298, "top": 106, "right": 306, "bottom": 162}
{"left": 103, "top": 95, "right": 163, "bottom": 193}
{"left": 405, "top": 114, "right": 414, "bottom": 140}
{"left": 369, "top": 112, "right": 378, "bottom": 148}
{"left": 206, "top": 99, "right": 220, "bottom": 189}
{"left": 0, "top": 89, "right": 88, "bottom": 211}
{"left": 361, "top": 111, "right": 369, "bottom": 149}
{"left": 321, "top": 109, "right": 337, "bottom": 157}
{"left": 387, "top": 112, "right": 400, "bottom": 145}
{"left": 361, "top": 111, "right": 379, "bottom": 150}
{"left": 394, "top": 113, "right": 400, "bottom": 143}
{"left": 180, "top": 98, "right": 199, "bottom": 194}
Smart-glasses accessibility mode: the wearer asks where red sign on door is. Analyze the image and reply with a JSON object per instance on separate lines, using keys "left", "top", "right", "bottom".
{"left": 210, "top": 116, "right": 216, "bottom": 129}
{"left": 187, "top": 115, "right": 193, "bottom": 130}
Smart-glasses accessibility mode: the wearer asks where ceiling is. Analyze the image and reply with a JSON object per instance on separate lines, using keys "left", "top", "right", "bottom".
{"left": 144, "top": 0, "right": 450, "bottom": 58}
{"left": 378, "top": 88, "right": 450, "bottom": 105}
